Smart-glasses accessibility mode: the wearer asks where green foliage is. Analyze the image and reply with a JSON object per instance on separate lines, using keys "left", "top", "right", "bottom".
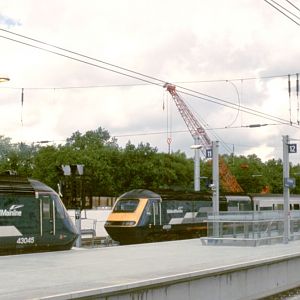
{"left": 0, "top": 127, "right": 296, "bottom": 197}
{"left": 65, "top": 127, "right": 111, "bottom": 150}
{"left": 0, "top": 137, "right": 37, "bottom": 177}
{"left": 228, "top": 154, "right": 269, "bottom": 193}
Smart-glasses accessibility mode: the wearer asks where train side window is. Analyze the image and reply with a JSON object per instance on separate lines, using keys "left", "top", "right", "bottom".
{"left": 294, "top": 204, "right": 300, "bottom": 210}
{"left": 260, "top": 207, "right": 272, "bottom": 211}
{"left": 42, "top": 197, "right": 51, "bottom": 219}
{"left": 277, "top": 204, "right": 284, "bottom": 210}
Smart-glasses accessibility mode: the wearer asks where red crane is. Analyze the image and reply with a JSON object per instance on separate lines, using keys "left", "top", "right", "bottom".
{"left": 164, "top": 83, "right": 243, "bottom": 193}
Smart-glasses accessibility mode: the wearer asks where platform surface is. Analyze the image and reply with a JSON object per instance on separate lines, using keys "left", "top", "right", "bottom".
{"left": 2, "top": 239, "right": 300, "bottom": 299}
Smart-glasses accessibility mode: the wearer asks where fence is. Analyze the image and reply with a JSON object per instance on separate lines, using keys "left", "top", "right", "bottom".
{"left": 68, "top": 208, "right": 114, "bottom": 247}
{"left": 201, "top": 211, "right": 300, "bottom": 246}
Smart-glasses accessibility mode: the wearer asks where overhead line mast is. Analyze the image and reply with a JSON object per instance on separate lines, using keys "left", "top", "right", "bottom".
{"left": 164, "top": 83, "right": 243, "bottom": 193}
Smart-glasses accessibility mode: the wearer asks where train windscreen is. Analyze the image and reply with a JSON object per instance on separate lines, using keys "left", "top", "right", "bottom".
{"left": 51, "top": 193, "right": 69, "bottom": 219}
{"left": 113, "top": 199, "right": 139, "bottom": 212}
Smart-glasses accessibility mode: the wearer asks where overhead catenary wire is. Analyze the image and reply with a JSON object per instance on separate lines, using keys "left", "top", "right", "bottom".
{"left": 174, "top": 87, "right": 293, "bottom": 126}
{"left": 165, "top": 92, "right": 173, "bottom": 154}
{"left": 269, "top": 0, "right": 300, "bottom": 20}
{"left": 0, "top": 28, "right": 165, "bottom": 87}
{"left": 225, "top": 80, "right": 241, "bottom": 128}
{"left": 264, "top": 0, "right": 300, "bottom": 26}
{"left": 113, "top": 123, "right": 282, "bottom": 138}
{"left": 182, "top": 96, "right": 233, "bottom": 154}
{"left": 1, "top": 74, "right": 298, "bottom": 127}
{"left": 3, "top": 27, "right": 291, "bottom": 91}
{"left": 0, "top": 34, "right": 165, "bottom": 89}
{"left": 288, "top": 74, "right": 292, "bottom": 124}
{"left": 21, "top": 88, "right": 24, "bottom": 127}
{"left": 297, "top": 73, "right": 299, "bottom": 124}
{"left": 111, "top": 122, "right": 281, "bottom": 155}
{"left": 0, "top": 28, "right": 298, "bottom": 129}
{"left": 285, "top": 0, "right": 300, "bottom": 11}
{"left": 22, "top": 121, "right": 283, "bottom": 158}
{"left": 0, "top": 28, "right": 298, "bottom": 87}
{"left": 0, "top": 74, "right": 296, "bottom": 90}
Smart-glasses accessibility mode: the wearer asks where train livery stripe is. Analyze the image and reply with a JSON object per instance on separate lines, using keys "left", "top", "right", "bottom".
{"left": 0, "top": 226, "right": 22, "bottom": 237}
{"left": 169, "top": 212, "right": 205, "bottom": 225}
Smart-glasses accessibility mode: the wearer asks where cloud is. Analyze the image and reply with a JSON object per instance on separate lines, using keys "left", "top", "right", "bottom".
{"left": 0, "top": 14, "right": 21, "bottom": 27}
{"left": 0, "top": 0, "right": 299, "bottom": 164}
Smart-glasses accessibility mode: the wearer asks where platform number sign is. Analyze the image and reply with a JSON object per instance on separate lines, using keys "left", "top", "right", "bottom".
{"left": 288, "top": 144, "right": 297, "bottom": 154}
{"left": 206, "top": 149, "right": 213, "bottom": 159}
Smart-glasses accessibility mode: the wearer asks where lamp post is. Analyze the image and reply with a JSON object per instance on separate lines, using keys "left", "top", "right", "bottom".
{"left": 190, "top": 143, "right": 203, "bottom": 192}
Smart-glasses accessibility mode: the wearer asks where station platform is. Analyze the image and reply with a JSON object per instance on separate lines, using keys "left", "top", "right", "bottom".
{"left": 2, "top": 239, "right": 300, "bottom": 300}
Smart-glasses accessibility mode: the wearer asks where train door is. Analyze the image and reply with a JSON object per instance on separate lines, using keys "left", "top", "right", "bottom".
{"left": 40, "top": 195, "right": 56, "bottom": 237}
{"left": 151, "top": 199, "right": 162, "bottom": 226}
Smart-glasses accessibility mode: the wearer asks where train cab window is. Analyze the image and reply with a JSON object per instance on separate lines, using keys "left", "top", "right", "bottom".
{"left": 113, "top": 199, "right": 139, "bottom": 212}
{"left": 52, "top": 194, "right": 67, "bottom": 219}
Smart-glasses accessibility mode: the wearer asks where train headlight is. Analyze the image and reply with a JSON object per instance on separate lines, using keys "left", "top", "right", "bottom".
{"left": 104, "top": 221, "right": 136, "bottom": 226}
{"left": 122, "top": 221, "right": 136, "bottom": 226}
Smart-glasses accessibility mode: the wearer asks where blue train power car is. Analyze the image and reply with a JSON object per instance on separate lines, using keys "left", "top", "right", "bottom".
{"left": 0, "top": 175, "right": 78, "bottom": 254}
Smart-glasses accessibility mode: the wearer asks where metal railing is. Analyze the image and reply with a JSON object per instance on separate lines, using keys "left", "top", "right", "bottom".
{"left": 201, "top": 211, "right": 300, "bottom": 246}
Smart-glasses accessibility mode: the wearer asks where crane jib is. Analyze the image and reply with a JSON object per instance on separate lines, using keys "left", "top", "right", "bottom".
{"left": 164, "top": 83, "right": 243, "bottom": 193}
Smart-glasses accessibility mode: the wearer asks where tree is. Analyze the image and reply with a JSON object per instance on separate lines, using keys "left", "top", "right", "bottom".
{"left": 226, "top": 154, "right": 268, "bottom": 193}
{"left": 32, "top": 145, "right": 61, "bottom": 187}
{"left": 66, "top": 127, "right": 111, "bottom": 150}
{"left": 0, "top": 128, "right": 295, "bottom": 198}
{"left": 264, "top": 159, "right": 283, "bottom": 194}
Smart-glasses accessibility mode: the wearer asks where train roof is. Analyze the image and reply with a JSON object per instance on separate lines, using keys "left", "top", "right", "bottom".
{"left": 119, "top": 189, "right": 214, "bottom": 201}
{"left": 0, "top": 175, "right": 53, "bottom": 195}
{"left": 119, "top": 189, "right": 161, "bottom": 199}
{"left": 0, "top": 175, "right": 35, "bottom": 194}
{"left": 157, "top": 189, "right": 212, "bottom": 201}
{"left": 29, "top": 179, "right": 54, "bottom": 193}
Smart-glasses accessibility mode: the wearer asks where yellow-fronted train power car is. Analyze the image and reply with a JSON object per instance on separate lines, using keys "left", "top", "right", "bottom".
{"left": 104, "top": 189, "right": 251, "bottom": 244}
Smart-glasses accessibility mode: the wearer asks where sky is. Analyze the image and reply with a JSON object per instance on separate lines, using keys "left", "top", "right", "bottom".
{"left": 0, "top": 0, "right": 300, "bottom": 163}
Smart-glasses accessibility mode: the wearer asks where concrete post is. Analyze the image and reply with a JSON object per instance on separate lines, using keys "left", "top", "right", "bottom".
{"left": 212, "top": 141, "right": 219, "bottom": 214}
{"left": 212, "top": 141, "right": 219, "bottom": 237}
{"left": 75, "top": 209, "right": 82, "bottom": 247}
{"left": 283, "top": 135, "right": 290, "bottom": 244}
{"left": 194, "top": 137, "right": 201, "bottom": 192}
